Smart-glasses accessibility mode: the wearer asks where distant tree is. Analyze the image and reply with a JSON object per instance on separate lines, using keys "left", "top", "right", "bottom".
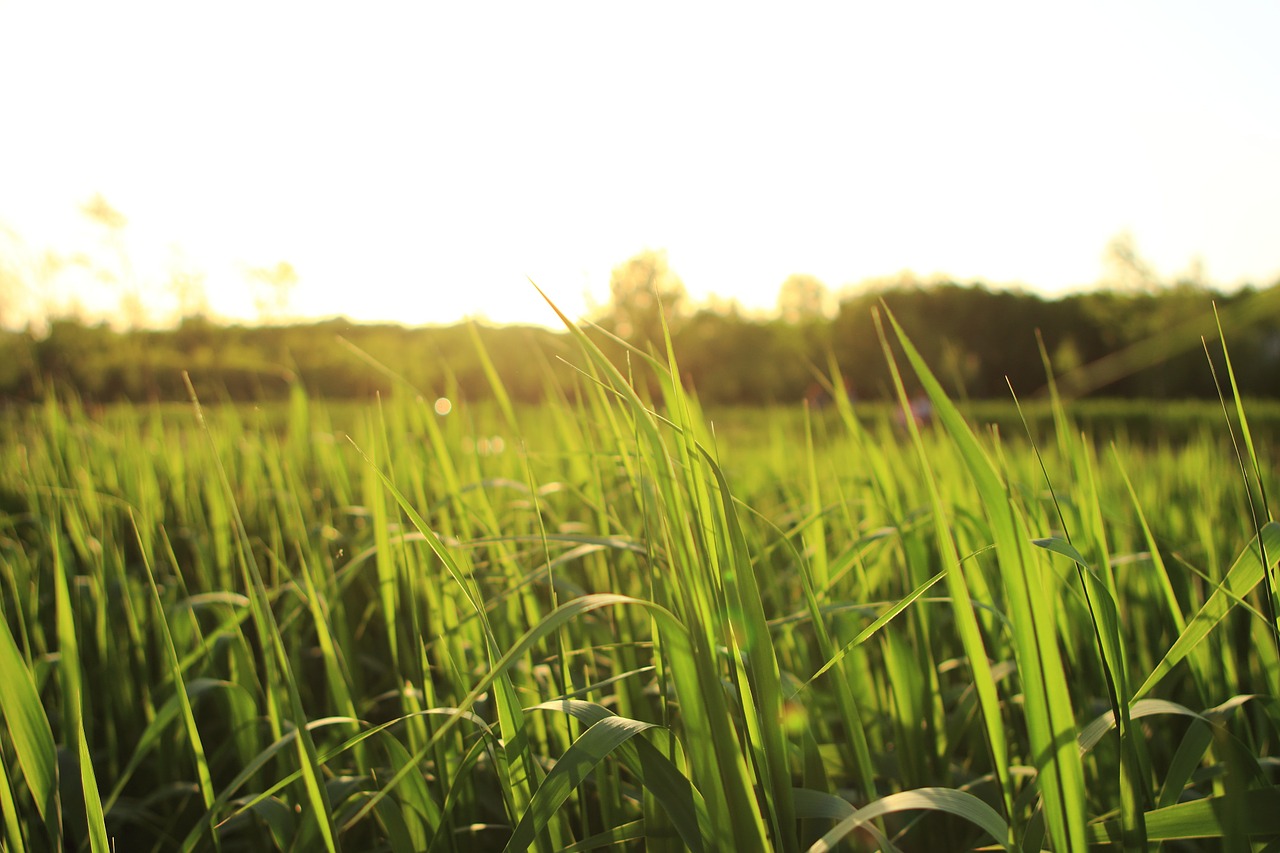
{"left": 248, "top": 261, "right": 299, "bottom": 322}
{"left": 1102, "top": 231, "right": 1159, "bottom": 292}
{"left": 166, "top": 252, "right": 211, "bottom": 322}
{"left": 117, "top": 289, "right": 148, "bottom": 329}
{"left": 776, "top": 273, "right": 830, "bottom": 323}
{"left": 1173, "top": 256, "right": 1210, "bottom": 291}
{"left": 604, "top": 249, "right": 688, "bottom": 345}
{"left": 703, "top": 292, "right": 744, "bottom": 317}
{"left": 80, "top": 193, "right": 147, "bottom": 328}
{"left": 80, "top": 194, "right": 128, "bottom": 231}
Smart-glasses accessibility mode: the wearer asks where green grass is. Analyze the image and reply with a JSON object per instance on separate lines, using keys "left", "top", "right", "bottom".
{"left": 1, "top": 306, "right": 1278, "bottom": 851}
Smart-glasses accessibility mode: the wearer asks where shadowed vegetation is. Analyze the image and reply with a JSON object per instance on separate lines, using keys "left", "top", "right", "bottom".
{"left": 2, "top": 277, "right": 1279, "bottom": 408}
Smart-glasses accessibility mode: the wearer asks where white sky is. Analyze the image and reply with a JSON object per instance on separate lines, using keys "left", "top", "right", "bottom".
{"left": 1, "top": 1, "right": 1278, "bottom": 329}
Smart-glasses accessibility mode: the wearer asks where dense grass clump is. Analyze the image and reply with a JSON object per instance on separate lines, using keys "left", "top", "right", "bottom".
{"left": 1, "top": 308, "right": 1278, "bottom": 851}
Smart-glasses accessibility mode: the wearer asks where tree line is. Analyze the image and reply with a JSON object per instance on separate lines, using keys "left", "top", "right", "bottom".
{"left": 5, "top": 197, "right": 1276, "bottom": 406}
{"left": 2, "top": 257, "right": 1277, "bottom": 407}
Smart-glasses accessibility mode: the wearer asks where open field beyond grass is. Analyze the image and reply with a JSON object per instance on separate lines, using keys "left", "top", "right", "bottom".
{"left": 1, "top": 310, "right": 1278, "bottom": 851}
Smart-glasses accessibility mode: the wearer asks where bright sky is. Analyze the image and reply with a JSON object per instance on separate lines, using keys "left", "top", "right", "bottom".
{"left": 2, "top": 1, "right": 1278, "bottom": 329}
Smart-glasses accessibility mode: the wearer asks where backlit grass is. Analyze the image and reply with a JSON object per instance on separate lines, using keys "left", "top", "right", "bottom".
{"left": 1, "top": 306, "right": 1278, "bottom": 851}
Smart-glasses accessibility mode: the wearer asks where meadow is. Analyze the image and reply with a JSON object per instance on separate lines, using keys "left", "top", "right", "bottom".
{"left": 1, "top": 305, "right": 1278, "bottom": 851}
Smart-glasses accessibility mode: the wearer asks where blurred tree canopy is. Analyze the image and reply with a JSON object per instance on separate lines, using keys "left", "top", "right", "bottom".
{"left": 776, "top": 274, "right": 831, "bottom": 324}
{"left": 1, "top": 267, "right": 1278, "bottom": 407}
{"left": 601, "top": 249, "right": 689, "bottom": 346}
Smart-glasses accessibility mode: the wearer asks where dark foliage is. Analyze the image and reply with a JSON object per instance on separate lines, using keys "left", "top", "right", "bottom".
{"left": 2, "top": 280, "right": 1278, "bottom": 405}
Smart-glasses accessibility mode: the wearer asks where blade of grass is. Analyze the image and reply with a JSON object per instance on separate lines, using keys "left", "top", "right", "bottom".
{"left": 102, "top": 678, "right": 247, "bottom": 814}
{"left": 1086, "top": 786, "right": 1280, "bottom": 845}
{"left": 1013, "top": 382, "right": 1151, "bottom": 850}
{"left": 132, "top": 512, "right": 219, "bottom": 837}
{"left": 0, "top": 733, "right": 26, "bottom": 851}
{"left": 181, "top": 373, "right": 338, "bottom": 853}
{"left": 790, "top": 569, "right": 946, "bottom": 695}
{"left": 1134, "top": 521, "right": 1280, "bottom": 700}
{"left": 528, "top": 699, "right": 708, "bottom": 853}
{"left": 503, "top": 715, "right": 658, "bottom": 853}
{"left": 881, "top": 304, "right": 1087, "bottom": 851}
{"left": 1029, "top": 532, "right": 1149, "bottom": 848}
{"left": 380, "top": 730, "right": 442, "bottom": 849}
{"left": 698, "top": 443, "right": 798, "bottom": 851}
{"left": 75, "top": 712, "right": 110, "bottom": 853}
{"left": 52, "top": 522, "right": 112, "bottom": 853}
{"left": 342, "top": 593, "right": 690, "bottom": 831}
{"left": 1206, "top": 307, "right": 1278, "bottom": 673}
{"left": 532, "top": 279, "right": 771, "bottom": 851}
{"left": 0, "top": 555, "right": 61, "bottom": 846}
{"left": 350, "top": 433, "right": 553, "bottom": 849}
{"left": 876, "top": 310, "right": 1017, "bottom": 839}
{"left": 806, "top": 787, "right": 1011, "bottom": 853}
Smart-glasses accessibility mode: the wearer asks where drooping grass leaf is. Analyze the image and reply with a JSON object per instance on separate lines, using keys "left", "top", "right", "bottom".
{"left": 1087, "top": 786, "right": 1280, "bottom": 844}
{"left": 1135, "top": 521, "right": 1280, "bottom": 700}
{"left": 0, "top": 608, "right": 60, "bottom": 846}
{"left": 504, "top": 715, "right": 657, "bottom": 853}
{"left": 529, "top": 699, "right": 708, "bottom": 853}
{"left": 806, "top": 787, "right": 1011, "bottom": 852}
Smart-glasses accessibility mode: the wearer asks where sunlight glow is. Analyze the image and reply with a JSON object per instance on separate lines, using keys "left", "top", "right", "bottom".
{"left": 1, "top": 2, "right": 1277, "bottom": 330}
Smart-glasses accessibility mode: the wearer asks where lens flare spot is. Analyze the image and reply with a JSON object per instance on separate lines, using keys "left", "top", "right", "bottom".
{"left": 779, "top": 700, "right": 808, "bottom": 736}
{"left": 434, "top": 397, "right": 452, "bottom": 415}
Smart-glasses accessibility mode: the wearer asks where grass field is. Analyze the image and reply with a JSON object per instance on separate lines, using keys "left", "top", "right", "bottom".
{"left": 1, "top": 307, "right": 1279, "bottom": 851}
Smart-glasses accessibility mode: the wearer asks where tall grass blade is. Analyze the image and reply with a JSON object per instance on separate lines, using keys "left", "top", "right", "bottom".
{"left": 379, "top": 729, "right": 441, "bottom": 849}
{"left": 881, "top": 305, "right": 1088, "bottom": 851}
{"left": 1208, "top": 306, "right": 1279, "bottom": 665}
{"left": 790, "top": 789, "right": 895, "bottom": 851}
{"left": 1135, "top": 521, "right": 1280, "bottom": 699}
{"left": 877, "top": 312, "right": 1016, "bottom": 833}
{"left": 0, "top": 553, "right": 61, "bottom": 845}
{"left": 529, "top": 699, "right": 709, "bottom": 853}
{"left": 0, "top": 735, "right": 26, "bottom": 851}
{"left": 102, "top": 678, "right": 246, "bottom": 814}
{"left": 791, "top": 569, "right": 946, "bottom": 694}
{"left": 133, "top": 513, "right": 219, "bottom": 834}
{"left": 1027, "top": 440, "right": 1151, "bottom": 850}
{"left": 75, "top": 713, "right": 111, "bottom": 853}
{"left": 181, "top": 373, "right": 339, "bottom": 852}
{"left": 469, "top": 319, "right": 521, "bottom": 434}
{"left": 698, "top": 444, "right": 799, "bottom": 850}
{"left": 52, "top": 523, "right": 111, "bottom": 853}
{"left": 532, "top": 280, "right": 770, "bottom": 850}
{"left": 503, "top": 715, "right": 657, "bottom": 853}
{"left": 351, "top": 434, "right": 553, "bottom": 847}
{"left": 344, "top": 594, "right": 686, "bottom": 828}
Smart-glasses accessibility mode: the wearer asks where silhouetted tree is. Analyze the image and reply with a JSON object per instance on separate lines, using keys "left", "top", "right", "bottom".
{"left": 1102, "top": 231, "right": 1159, "bottom": 292}
{"left": 166, "top": 250, "right": 211, "bottom": 322}
{"left": 80, "top": 194, "right": 147, "bottom": 328}
{"left": 603, "top": 249, "right": 688, "bottom": 346}
{"left": 777, "top": 273, "right": 830, "bottom": 323}
{"left": 248, "top": 261, "right": 299, "bottom": 322}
